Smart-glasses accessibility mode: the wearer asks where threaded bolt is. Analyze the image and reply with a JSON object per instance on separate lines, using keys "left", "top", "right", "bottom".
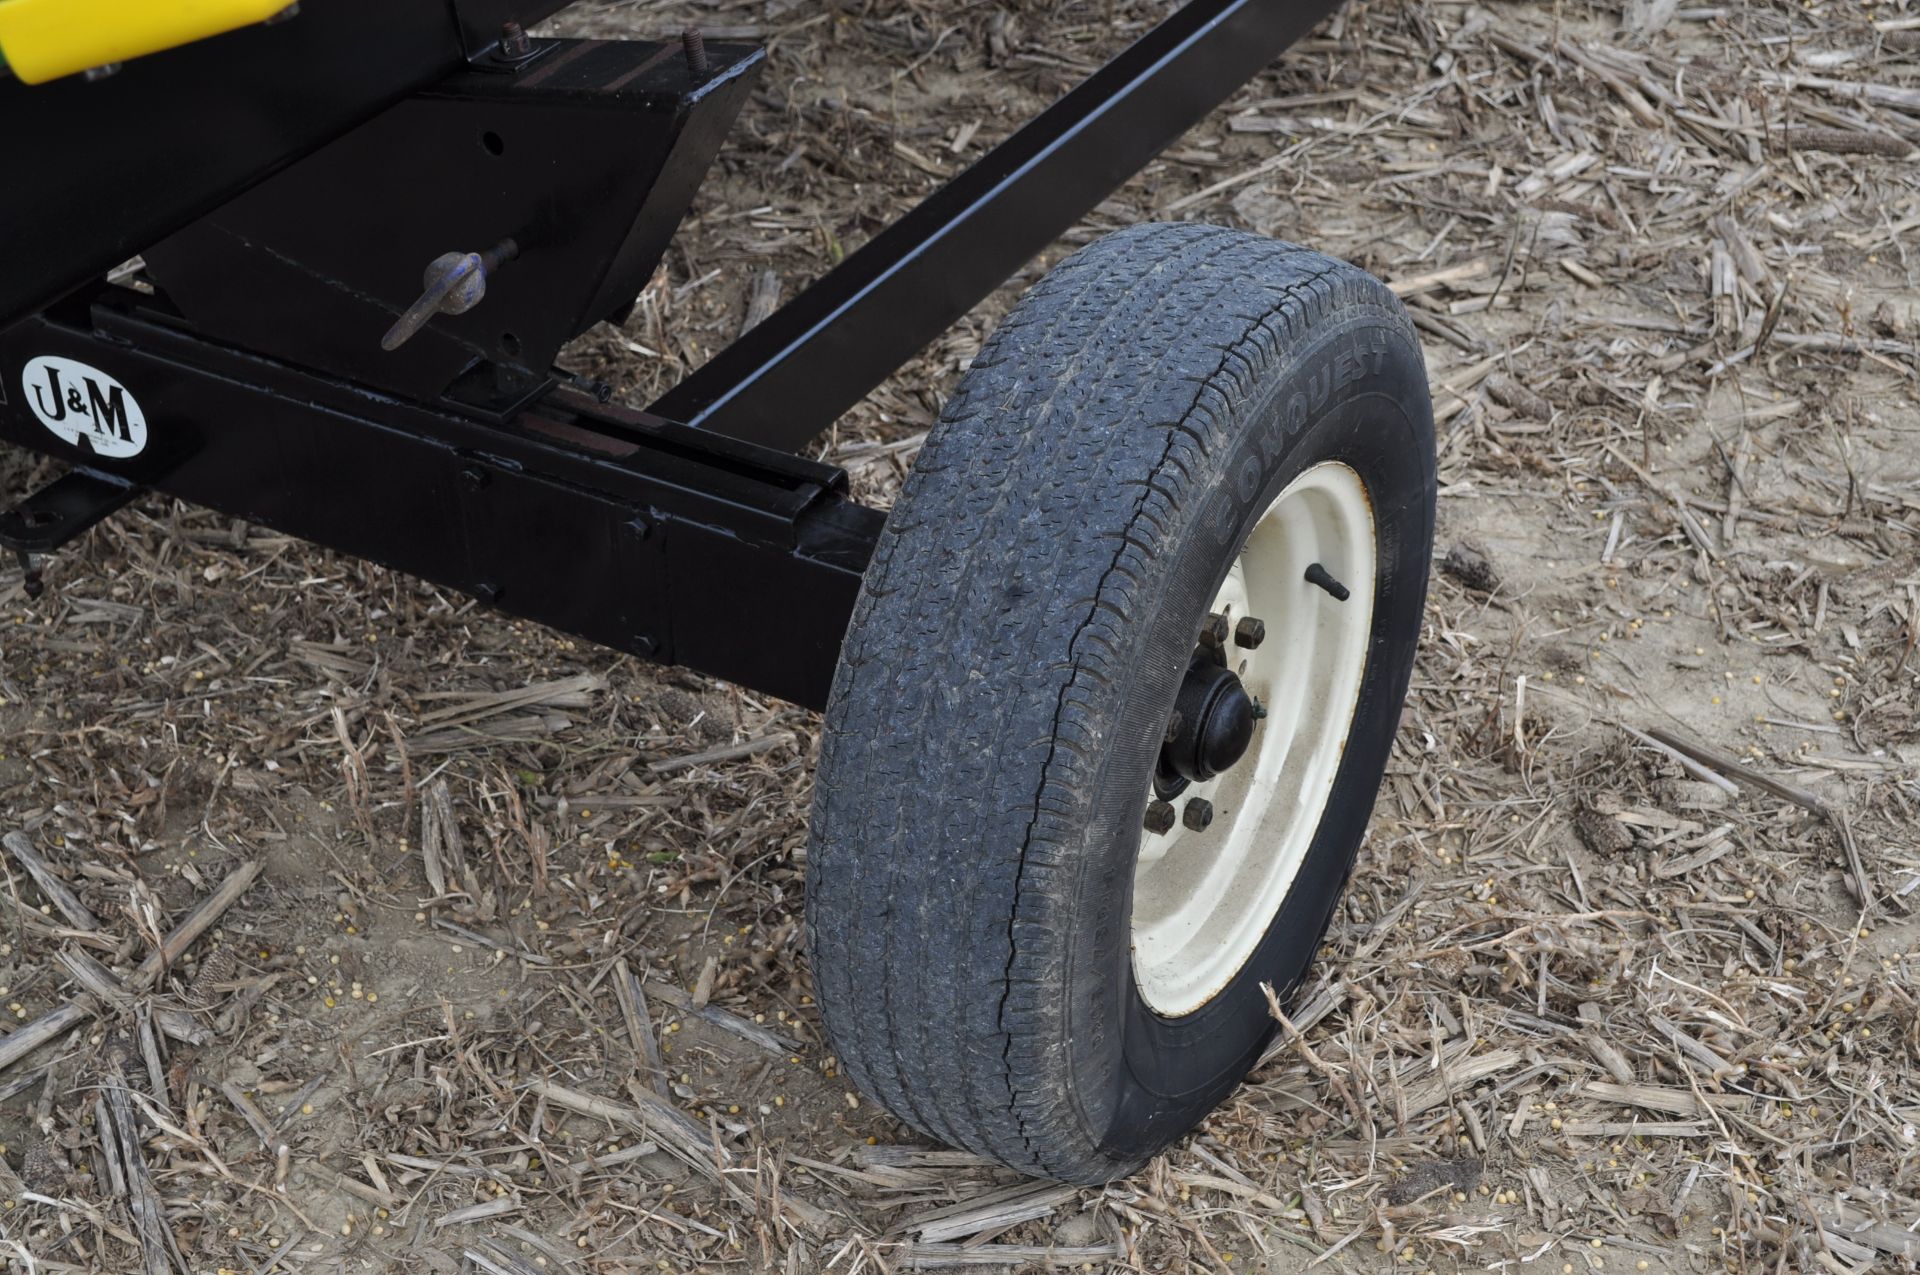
{"left": 682, "top": 27, "right": 709, "bottom": 78}
{"left": 14, "top": 550, "right": 42, "bottom": 600}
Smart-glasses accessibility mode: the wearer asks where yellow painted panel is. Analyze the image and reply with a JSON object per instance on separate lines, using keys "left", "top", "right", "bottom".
{"left": 0, "top": 0, "right": 292, "bottom": 84}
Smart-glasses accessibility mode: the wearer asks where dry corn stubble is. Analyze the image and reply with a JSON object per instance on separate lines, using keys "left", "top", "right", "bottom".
{"left": 1, "top": 0, "right": 1918, "bottom": 1270}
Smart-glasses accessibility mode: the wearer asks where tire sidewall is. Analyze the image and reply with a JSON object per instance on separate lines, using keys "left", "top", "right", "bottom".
{"left": 1059, "top": 311, "right": 1435, "bottom": 1166}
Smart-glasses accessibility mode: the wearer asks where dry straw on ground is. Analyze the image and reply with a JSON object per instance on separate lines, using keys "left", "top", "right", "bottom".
{"left": 1, "top": 0, "right": 1917, "bottom": 1271}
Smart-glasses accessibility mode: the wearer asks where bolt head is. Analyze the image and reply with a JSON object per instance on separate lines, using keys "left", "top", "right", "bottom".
{"left": 1234, "top": 616, "right": 1267, "bottom": 649}
{"left": 1182, "top": 798, "right": 1214, "bottom": 831}
{"left": 1143, "top": 800, "right": 1176, "bottom": 836}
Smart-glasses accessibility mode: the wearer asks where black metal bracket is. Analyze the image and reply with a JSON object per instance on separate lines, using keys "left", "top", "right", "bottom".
{"left": 0, "top": 0, "right": 578, "bottom": 331}
{"left": 0, "top": 469, "right": 141, "bottom": 600}
{"left": 141, "top": 37, "right": 762, "bottom": 406}
{"left": 0, "top": 469, "right": 141, "bottom": 555}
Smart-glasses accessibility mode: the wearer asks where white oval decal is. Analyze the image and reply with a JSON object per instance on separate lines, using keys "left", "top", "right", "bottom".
{"left": 20, "top": 356, "right": 147, "bottom": 459}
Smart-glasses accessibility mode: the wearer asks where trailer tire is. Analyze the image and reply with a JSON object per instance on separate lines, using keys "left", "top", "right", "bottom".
{"left": 806, "top": 223, "right": 1435, "bottom": 1183}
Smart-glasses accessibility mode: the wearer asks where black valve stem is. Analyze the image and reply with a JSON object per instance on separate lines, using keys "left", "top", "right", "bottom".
{"left": 1304, "top": 562, "right": 1350, "bottom": 601}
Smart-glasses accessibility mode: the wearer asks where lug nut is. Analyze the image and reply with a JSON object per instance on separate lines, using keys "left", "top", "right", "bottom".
{"left": 1233, "top": 616, "right": 1266, "bottom": 649}
{"left": 1198, "top": 612, "right": 1230, "bottom": 648}
{"left": 1143, "top": 800, "right": 1176, "bottom": 835}
{"left": 1182, "top": 798, "right": 1214, "bottom": 831}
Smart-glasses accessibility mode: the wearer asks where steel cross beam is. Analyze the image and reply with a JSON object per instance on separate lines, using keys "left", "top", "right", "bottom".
{"left": 650, "top": 0, "right": 1344, "bottom": 452}
{"left": 0, "top": 295, "right": 881, "bottom": 709}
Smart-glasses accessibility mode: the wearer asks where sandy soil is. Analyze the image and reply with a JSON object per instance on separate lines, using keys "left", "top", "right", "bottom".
{"left": 1, "top": 0, "right": 1917, "bottom": 1272}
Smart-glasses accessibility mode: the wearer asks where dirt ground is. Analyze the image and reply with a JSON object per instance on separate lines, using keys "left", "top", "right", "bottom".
{"left": 3, "top": 0, "right": 1919, "bottom": 1271}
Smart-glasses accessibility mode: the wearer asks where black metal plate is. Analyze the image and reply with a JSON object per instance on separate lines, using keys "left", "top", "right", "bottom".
{"left": 0, "top": 0, "right": 575, "bottom": 331}
{"left": 140, "top": 39, "right": 762, "bottom": 402}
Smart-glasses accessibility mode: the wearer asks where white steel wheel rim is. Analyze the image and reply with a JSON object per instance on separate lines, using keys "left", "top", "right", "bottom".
{"left": 1130, "top": 461, "right": 1377, "bottom": 1018}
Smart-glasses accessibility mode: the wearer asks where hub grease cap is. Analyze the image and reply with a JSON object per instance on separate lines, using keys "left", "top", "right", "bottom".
{"left": 1165, "top": 662, "right": 1256, "bottom": 782}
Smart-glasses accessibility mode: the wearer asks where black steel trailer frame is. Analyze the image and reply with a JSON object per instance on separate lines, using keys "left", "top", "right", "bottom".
{"left": 0, "top": 0, "right": 1342, "bottom": 709}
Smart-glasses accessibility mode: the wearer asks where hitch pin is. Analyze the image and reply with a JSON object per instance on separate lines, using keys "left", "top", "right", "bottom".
{"left": 381, "top": 238, "right": 519, "bottom": 352}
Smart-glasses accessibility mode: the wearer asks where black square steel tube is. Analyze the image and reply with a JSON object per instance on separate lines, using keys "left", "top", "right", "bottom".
{"left": 0, "top": 296, "right": 881, "bottom": 709}
{"left": 650, "top": 0, "right": 1345, "bottom": 452}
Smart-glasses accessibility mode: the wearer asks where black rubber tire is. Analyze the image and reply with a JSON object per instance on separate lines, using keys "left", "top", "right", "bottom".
{"left": 806, "top": 223, "right": 1435, "bottom": 1183}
